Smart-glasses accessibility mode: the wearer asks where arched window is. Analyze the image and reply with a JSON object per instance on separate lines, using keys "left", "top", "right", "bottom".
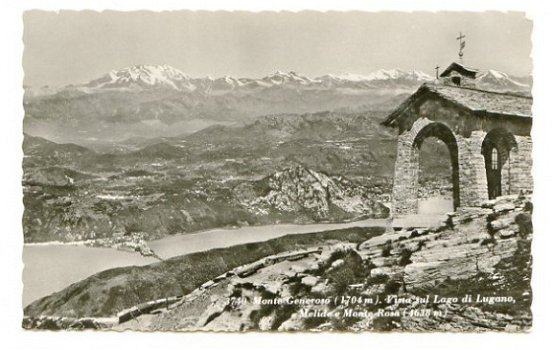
{"left": 491, "top": 148, "right": 498, "bottom": 170}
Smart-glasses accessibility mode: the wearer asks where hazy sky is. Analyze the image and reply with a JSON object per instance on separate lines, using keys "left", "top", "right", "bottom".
{"left": 23, "top": 11, "right": 532, "bottom": 87}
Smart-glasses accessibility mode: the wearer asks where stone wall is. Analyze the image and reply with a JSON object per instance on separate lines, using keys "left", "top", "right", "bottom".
{"left": 456, "top": 131, "right": 489, "bottom": 208}
{"left": 506, "top": 136, "right": 533, "bottom": 195}
{"left": 391, "top": 118, "right": 431, "bottom": 215}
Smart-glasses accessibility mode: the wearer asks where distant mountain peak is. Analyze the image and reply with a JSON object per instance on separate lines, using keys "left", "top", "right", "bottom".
{"left": 475, "top": 69, "right": 530, "bottom": 90}
{"left": 365, "top": 69, "right": 433, "bottom": 82}
{"left": 261, "top": 70, "right": 315, "bottom": 85}
{"left": 83, "top": 64, "right": 196, "bottom": 91}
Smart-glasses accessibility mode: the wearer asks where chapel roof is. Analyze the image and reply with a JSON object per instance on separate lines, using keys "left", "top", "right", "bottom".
{"left": 440, "top": 62, "right": 480, "bottom": 79}
{"left": 382, "top": 83, "right": 532, "bottom": 128}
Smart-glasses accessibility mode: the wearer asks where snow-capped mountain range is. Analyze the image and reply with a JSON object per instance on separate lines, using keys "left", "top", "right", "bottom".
{"left": 28, "top": 64, "right": 530, "bottom": 97}
{"left": 72, "top": 64, "right": 435, "bottom": 93}
{"left": 23, "top": 64, "right": 531, "bottom": 144}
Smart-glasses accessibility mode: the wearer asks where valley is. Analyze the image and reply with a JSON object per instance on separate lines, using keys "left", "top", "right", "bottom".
{"left": 23, "top": 109, "right": 399, "bottom": 243}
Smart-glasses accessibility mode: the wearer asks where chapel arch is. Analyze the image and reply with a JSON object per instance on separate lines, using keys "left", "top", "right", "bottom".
{"left": 481, "top": 128, "right": 518, "bottom": 199}
{"left": 412, "top": 122, "right": 461, "bottom": 211}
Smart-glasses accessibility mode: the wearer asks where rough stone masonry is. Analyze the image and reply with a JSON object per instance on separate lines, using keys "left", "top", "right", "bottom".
{"left": 383, "top": 81, "right": 532, "bottom": 215}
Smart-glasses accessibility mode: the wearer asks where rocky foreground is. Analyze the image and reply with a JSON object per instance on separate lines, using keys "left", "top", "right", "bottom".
{"left": 24, "top": 195, "right": 532, "bottom": 331}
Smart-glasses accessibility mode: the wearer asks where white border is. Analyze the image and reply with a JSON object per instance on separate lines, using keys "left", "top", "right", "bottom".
{"left": 1, "top": 1, "right": 551, "bottom": 349}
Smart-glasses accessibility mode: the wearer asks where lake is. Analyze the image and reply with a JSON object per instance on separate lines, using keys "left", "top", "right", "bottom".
{"left": 22, "top": 218, "right": 387, "bottom": 306}
{"left": 148, "top": 218, "right": 390, "bottom": 260}
{"left": 22, "top": 245, "right": 159, "bottom": 307}
{"left": 22, "top": 197, "right": 451, "bottom": 307}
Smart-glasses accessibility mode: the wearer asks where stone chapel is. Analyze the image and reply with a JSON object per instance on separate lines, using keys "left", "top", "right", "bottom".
{"left": 383, "top": 62, "right": 533, "bottom": 215}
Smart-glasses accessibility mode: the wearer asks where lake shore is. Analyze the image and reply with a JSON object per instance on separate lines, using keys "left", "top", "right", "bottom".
{"left": 23, "top": 198, "right": 451, "bottom": 306}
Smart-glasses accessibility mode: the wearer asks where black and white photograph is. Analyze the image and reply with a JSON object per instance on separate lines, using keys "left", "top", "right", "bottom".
{"left": 14, "top": 7, "right": 540, "bottom": 335}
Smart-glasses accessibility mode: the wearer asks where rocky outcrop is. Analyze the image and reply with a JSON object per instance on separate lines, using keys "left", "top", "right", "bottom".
{"left": 365, "top": 195, "right": 531, "bottom": 291}
{"left": 22, "top": 315, "right": 117, "bottom": 330}
{"left": 234, "top": 166, "right": 389, "bottom": 221}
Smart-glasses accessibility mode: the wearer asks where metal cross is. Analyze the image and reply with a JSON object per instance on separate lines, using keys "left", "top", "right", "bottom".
{"left": 456, "top": 32, "right": 466, "bottom": 61}
{"left": 435, "top": 65, "right": 440, "bottom": 79}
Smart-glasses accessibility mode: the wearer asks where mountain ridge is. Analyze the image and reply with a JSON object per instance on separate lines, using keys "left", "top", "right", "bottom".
{"left": 23, "top": 64, "right": 531, "bottom": 143}
{"left": 28, "top": 64, "right": 437, "bottom": 95}
{"left": 26, "top": 64, "right": 531, "bottom": 97}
